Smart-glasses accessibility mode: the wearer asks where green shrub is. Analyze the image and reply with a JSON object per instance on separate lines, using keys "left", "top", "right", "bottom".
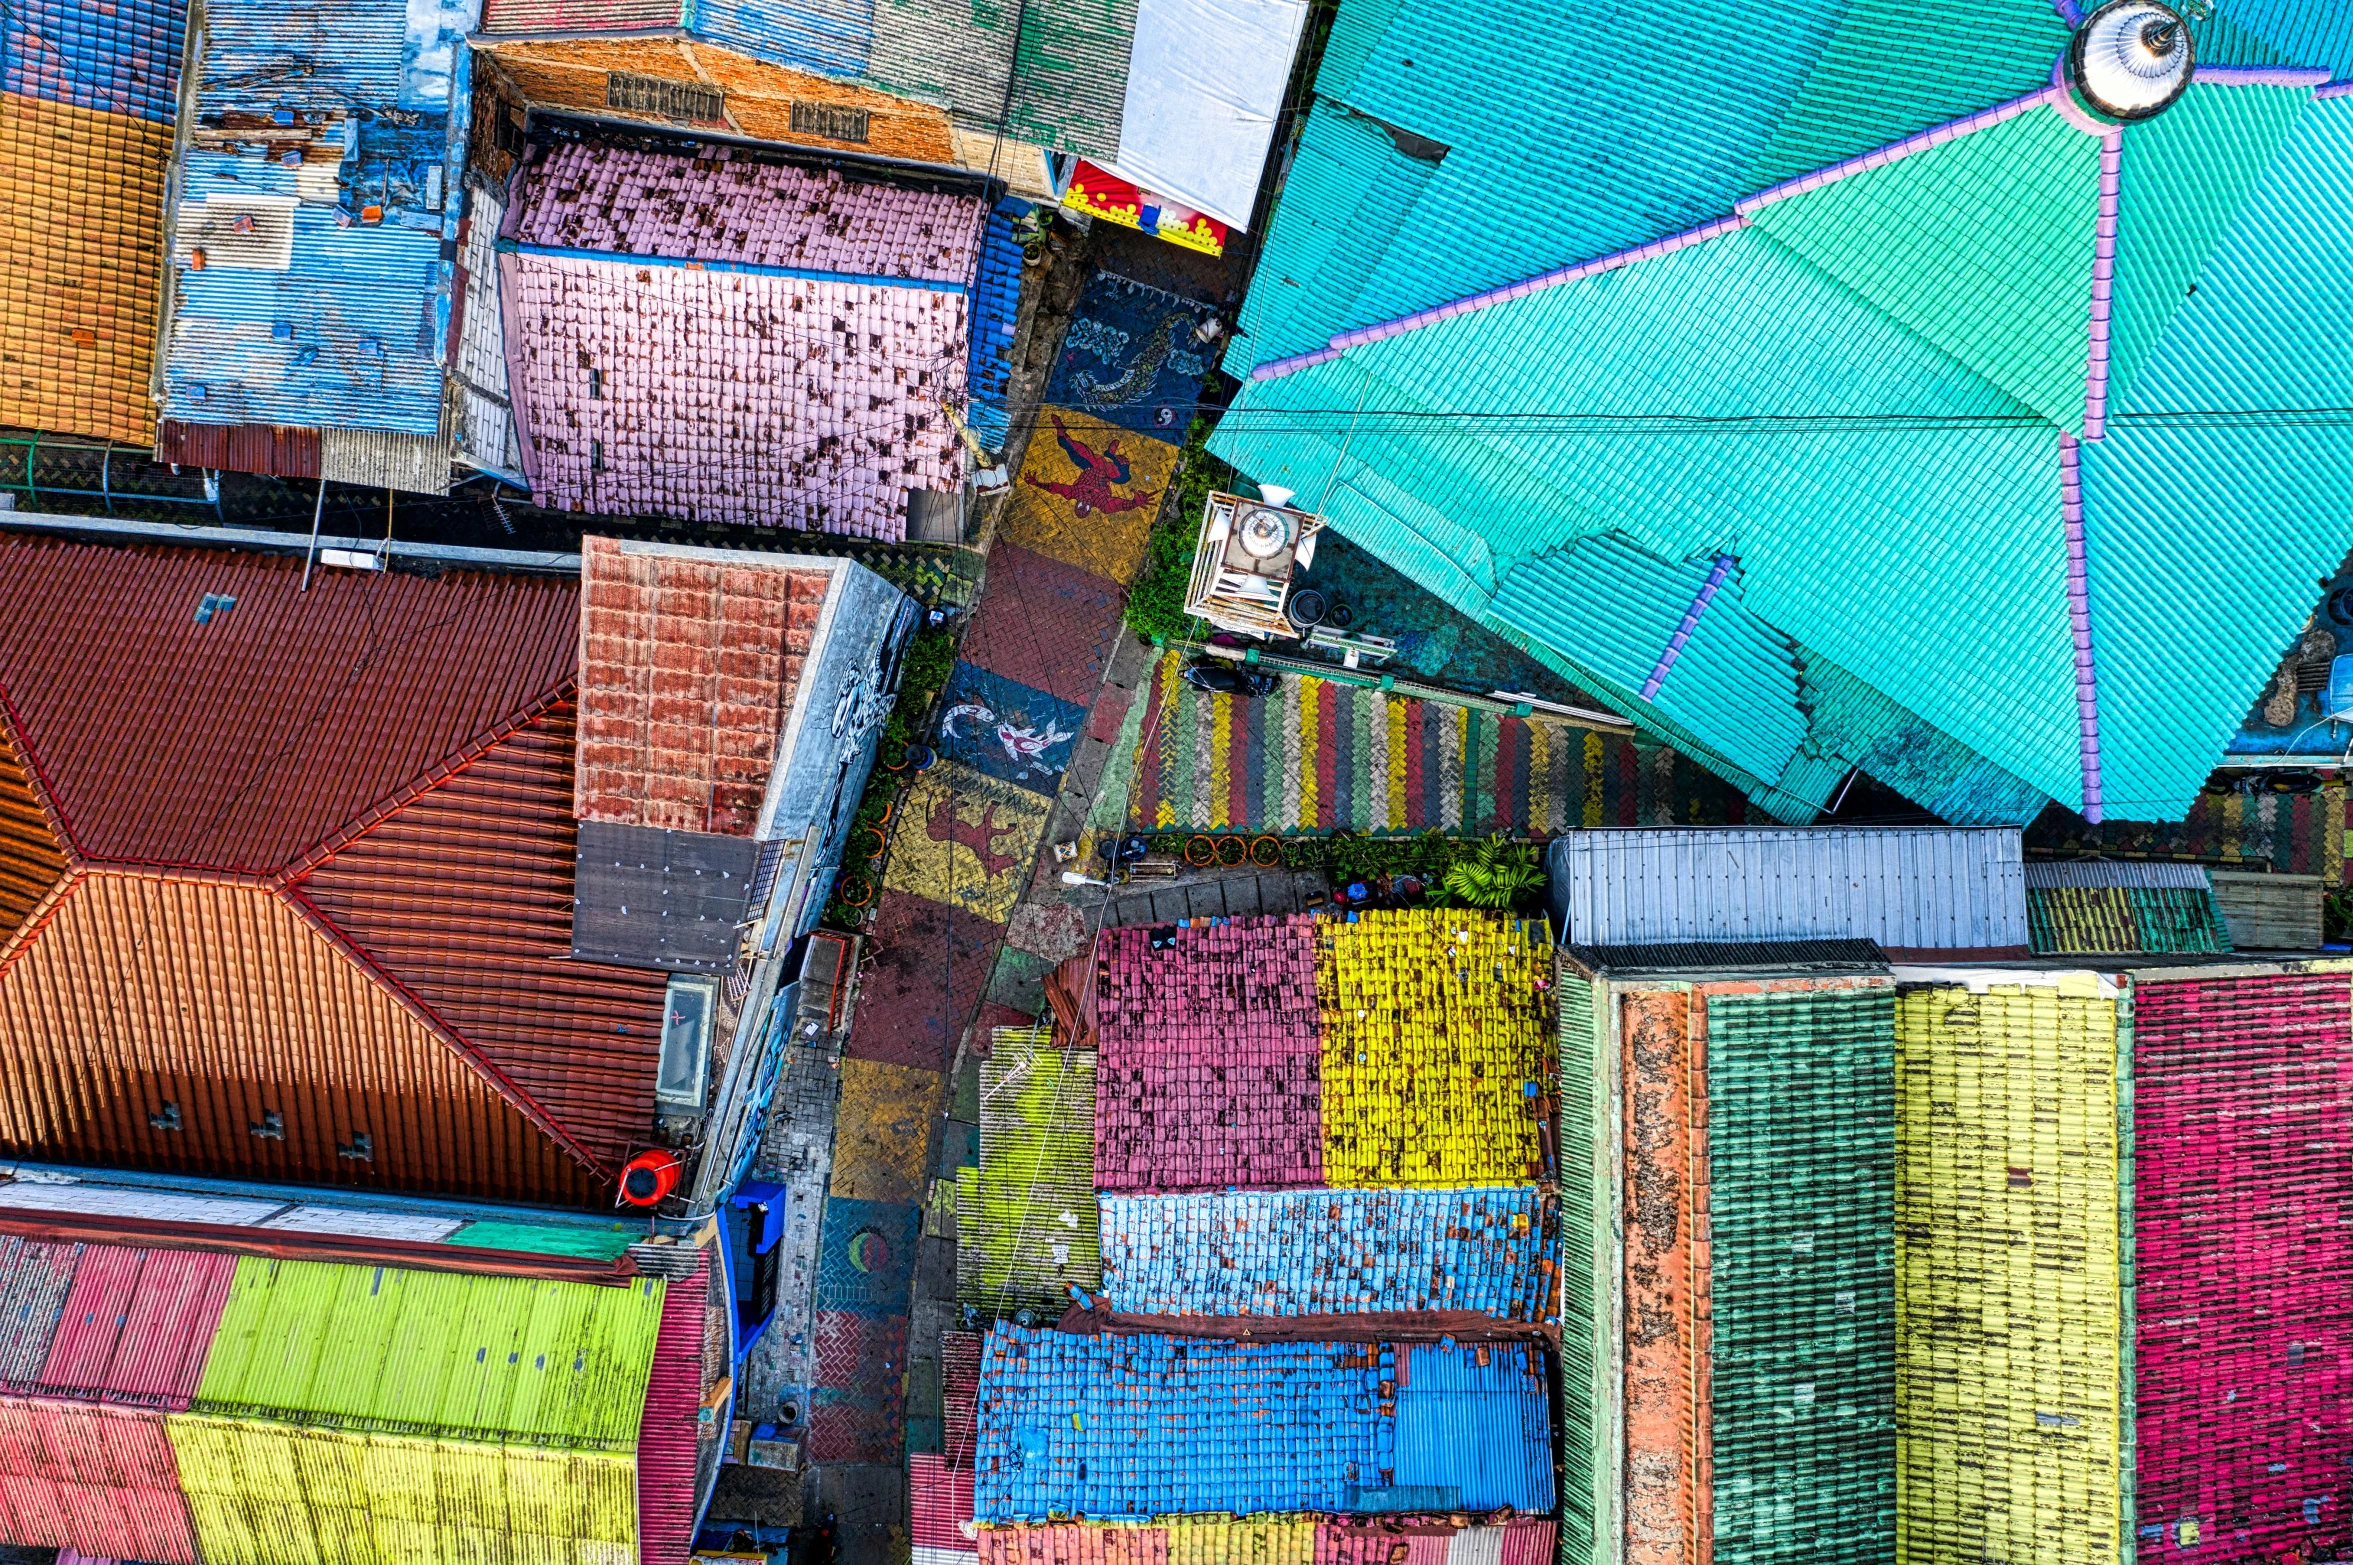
{"left": 1124, "top": 413, "right": 1237, "bottom": 644}
{"left": 1441, "top": 834, "right": 1548, "bottom": 911}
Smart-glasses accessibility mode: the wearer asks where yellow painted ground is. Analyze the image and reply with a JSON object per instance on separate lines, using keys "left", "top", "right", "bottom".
{"left": 829, "top": 1057, "right": 945, "bottom": 1204}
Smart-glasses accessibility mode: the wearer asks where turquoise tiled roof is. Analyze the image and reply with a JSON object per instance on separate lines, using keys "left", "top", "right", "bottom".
{"left": 1215, "top": 61, "right": 2353, "bottom": 825}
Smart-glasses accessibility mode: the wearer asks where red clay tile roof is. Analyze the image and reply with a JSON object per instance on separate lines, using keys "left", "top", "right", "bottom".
{"left": 296, "top": 700, "right": 669, "bottom": 1167}
{"left": 0, "top": 534, "right": 669, "bottom": 1203}
{"left": 575, "top": 535, "right": 831, "bottom": 836}
{"left": 0, "top": 872, "right": 596, "bottom": 1205}
{"left": 0, "top": 536, "right": 579, "bottom": 874}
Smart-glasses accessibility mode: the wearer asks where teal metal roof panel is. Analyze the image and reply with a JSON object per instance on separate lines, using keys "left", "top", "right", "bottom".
{"left": 1492, "top": 540, "right": 1809, "bottom": 796}
{"left": 2107, "top": 82, "right": 2309, "bottom": 412}
{"left": 2079, "top": 419, "right": 2353, "bottom": 820}
{"left": 2206, "top": 0, "right": 2353, "bottom": 78}
{"left": 1748, "top": 105, "right": 2103, "bottom": 430}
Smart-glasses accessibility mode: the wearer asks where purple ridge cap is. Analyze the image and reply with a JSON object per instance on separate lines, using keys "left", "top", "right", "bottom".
{"left": 2194, "top": 65, "right": 2334, "bottom": 88}
{"left": 1738, "top": 85, "right": 2063, "bottom": 214}
{"left": 1249, "top": 345, "right": 1345, "bottom": 382}
{"left": 2051, "top": 0, "right": 2084, "bottom": 22}
{"left": 1639, "top": 553, "right": 1736, "bottom": 702}
{"left": 2319, "top": 80, "right": 2353, "bottom": 101}
{"left": 2059, "top": 434, "right": 2104, "bottom": 824}
{"left": 2083, "top": 126, "right": 2123, "bottom": 440}
{"left": 1331, "top": 215, "right": 1751, "bottom": 354}
{"left": 2050, "top": 58, "right": 2115, "bottom": 137}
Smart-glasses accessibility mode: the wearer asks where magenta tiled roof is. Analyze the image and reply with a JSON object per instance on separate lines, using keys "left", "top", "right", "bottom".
{"left": 505, "top": 253, "right": 967, "bottom": 535}
{"left": 516, "top": 143, "right": 986, "bottom": 283}
{"left": 1093, "top": 917, "right": 1323, "bottom": 1192}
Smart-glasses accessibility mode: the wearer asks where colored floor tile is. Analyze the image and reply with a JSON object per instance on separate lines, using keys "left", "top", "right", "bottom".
{"left": 997, "top": 409, "right": 1176, "bottom": 585}
{"left": 883, "top": 763, "right": 1053, "bottom": 923}
{"left": 2027, "top": 784, "right": 2348, "bottom": 884}
{"left": 935, "top": 661, "right": 1088, "bottom": 797}
{"left": 845, "top": 891, "right": 1002, "bottom": 1072}
{"left": 828, "top": 1059, "right": 946, "bottom": 1206}
{"left": 959, "top": 539, "right": 1131, "bottom": 707}
{"left": 1129, "top": 650, "right": 1749, "bottom": 834}
{"left": 808, "top": 1311, "right": 911, "bottom": 1465}
{"left": 1044, "top": 272, "right": 1221, "bottom": 440}
{"left": 815, "top": 1197, "right": 922, "bottom": 1317}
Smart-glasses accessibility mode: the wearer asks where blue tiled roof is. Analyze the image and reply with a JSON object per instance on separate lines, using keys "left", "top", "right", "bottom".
{"left": 1, "top": 0, "right": 184, "bottom": 123}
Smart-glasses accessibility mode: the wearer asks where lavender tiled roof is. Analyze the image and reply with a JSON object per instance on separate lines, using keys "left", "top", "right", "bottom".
{"left": 515, "top": 143, "right": 987, "bottom": 282}
{"left": 505, "top": 254, "right": 966, "bottom": 535}
{"left": 1093, "top": 917, "right": 1323, "bottom": 1192}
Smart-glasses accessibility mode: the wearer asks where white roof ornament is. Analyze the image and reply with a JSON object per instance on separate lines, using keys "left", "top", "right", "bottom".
{"left": 2068, "top": 1, "right": 2196, "bottom": 121}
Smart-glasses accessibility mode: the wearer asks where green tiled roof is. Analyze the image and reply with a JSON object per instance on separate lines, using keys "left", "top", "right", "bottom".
{"left": 1217, "top": 62, "right": 2353, "bottom": 825}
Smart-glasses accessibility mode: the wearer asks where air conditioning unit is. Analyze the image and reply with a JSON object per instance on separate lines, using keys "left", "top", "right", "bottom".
{"left": 1184, "top": 491, "right": 1325, "bottom": 639}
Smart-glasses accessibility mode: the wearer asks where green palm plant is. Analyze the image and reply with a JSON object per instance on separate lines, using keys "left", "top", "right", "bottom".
{"left": 1440, "top": 834, "right": 1546, "bottom": 911}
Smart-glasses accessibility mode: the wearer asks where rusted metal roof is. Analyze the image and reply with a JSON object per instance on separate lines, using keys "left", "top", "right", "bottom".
{"left": 0, "top": 1236, "right": 80, "bottom": 1384}
{"left": 296, "top": 702, "right": 669, "bottom": 1180}
{"left": 0, "top": 1397, "right": 199, "bottom": 1563}
{"left": 0, "top": 534, "right": 578, "bottom": 874}
{"left": 635, "top": 1250, "right": 709, "bottom": 1565}
{"left": 0, "top": 872, "right": 599, "bottom": 1206}
{"left": 574, "top": 535, "right": 829, "bottom": 836}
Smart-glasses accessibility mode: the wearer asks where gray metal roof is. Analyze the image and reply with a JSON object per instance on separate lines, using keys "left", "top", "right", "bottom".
{"left": 1560, "top": 938, "right": 1889, "bottom": 980}
{"left": 1547, "top": 827, "right": 2029, "bottom": 951}
{"left": 572, "top": 821, "right": 758, "bottom": 972}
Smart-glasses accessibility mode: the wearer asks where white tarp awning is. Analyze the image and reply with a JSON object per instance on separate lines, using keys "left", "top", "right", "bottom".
{"left": 1105, "top": 0, "right": 1309, "bottom": 231}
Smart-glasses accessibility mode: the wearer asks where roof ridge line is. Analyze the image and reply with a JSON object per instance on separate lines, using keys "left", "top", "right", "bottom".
{"left": 2195, "top": 65, "right": 2332, "bottom": 89}
{"left": 277, "top": 883, "right": 614, "bottom": 1184}
{"left": 1249, "top": 85, "right": 2075, "bottom": 386}
{"left": 2083, "top": 124, "right": 2124, "bottom": 439}
{"left": 0, "top": 692, "right": 88, "bottom": 871}
{"left": 275, "top": 684, "right": 575, "bottom": 887}
{"left": 0, "top": 869, "right": 83, "bottom": 984}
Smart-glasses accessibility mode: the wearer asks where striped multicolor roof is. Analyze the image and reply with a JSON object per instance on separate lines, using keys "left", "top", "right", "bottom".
{"left": 1217, "top": 14, "right": 2353, "bottom": 826}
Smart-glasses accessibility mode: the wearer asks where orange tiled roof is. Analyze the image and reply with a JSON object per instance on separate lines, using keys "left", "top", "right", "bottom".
{"left": 0, "top": 93, "right": 173, "bottom": 445}
{"left": 0, "top": 535, "right": 670, "bottom": 1204}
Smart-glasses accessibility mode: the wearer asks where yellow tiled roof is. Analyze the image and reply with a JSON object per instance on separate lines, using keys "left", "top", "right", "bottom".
{"left": 0, "top": 91, "right": 172, "bottom": 445}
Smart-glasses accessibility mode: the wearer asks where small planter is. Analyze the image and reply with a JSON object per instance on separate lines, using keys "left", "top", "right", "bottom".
{"left": 1214, "top": 835, "right": 1247, "bottom": 867}
{"left": 903, "top": 744, "right": 938, "bottom": 772}
{"left": 860, "top": 827, "right": 889, "bottom": 862}
{"left": 836, "top": 872, "right": 876, "bottom": 908}
{"left": 1183, "top": 835, "right": 1218, "bottom": 867}
{"left": 1249, "top": 835, "right": 1283, "bottom": 867}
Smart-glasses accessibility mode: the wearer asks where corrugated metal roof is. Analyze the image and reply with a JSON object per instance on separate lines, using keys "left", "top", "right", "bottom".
{"left": 0, "top": 1398, "right": 201, "bottom": 1565}
{"left": 296, "top": 701, "right": 671, "bottom": 1176}
{"left": 1, "top": 0, "right": 184, "bottom": 122}
{"left": 37, "top": 1245, "right": 235, "bottom": 1408}
{"left": 194, "top": 1254, "right": 666, "bottom": 1448}
{"left": 1547, "top": 828, "right": 2028, "bottom": 950}
{"left": 2026, "top": 884, "right": 2233, "bottom": 955}
{"left": 0, "top": 873, "right": 600, "bottom": 1205}
{"left": 1097, "top": 1187, "right": 1553, "bottom": 1322}
{"left": 0, "top": 536, "right": 577, "bottom": 874}
{"left": 161, "top": 0, "right": 473, "bottom": 446}
{"left": 1393, "top": 1342, "right": 1555, "bottom": 1514}
{"left": 168, "top": 1414, "right": 643, "bottom": 1559}
{"left": 635, "top": 1251, "right": 708, "bottom": 1565}
{"left": 972, "top": 1326, "right": 1553, "bottom": 1521}
{"left": 2024, "top": 860, "right": 2213, "bottom": 888}
{"left": 0, "top": 1236, "right": 81, "bottom": 1384}
{"left": 1562, "top": 938, "right": 1888, "bottom": 976}
{"left": 956, "top": 1039, "right": 1098, "bottom": 1313}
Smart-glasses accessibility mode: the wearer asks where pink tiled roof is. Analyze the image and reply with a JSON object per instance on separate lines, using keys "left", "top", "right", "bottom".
{"left": 516, "top": 143, "right": 986, "bottom": 283}
{"left": 574, "top": 535, "right": 832, "bottom": 835}
{"left": 506, "top": 254, "right": 967, "bottom": 536}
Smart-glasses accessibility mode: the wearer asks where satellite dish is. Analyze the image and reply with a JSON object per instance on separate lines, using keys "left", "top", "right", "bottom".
{"left": 2068, "top": 0, "right": 2195, "bottom": 121}
{"left": 1236, "top": 506, "right": 1294, "bottom": 560}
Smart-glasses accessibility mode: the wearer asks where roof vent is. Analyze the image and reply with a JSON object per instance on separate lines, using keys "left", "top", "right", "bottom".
{"left": 2067, "top": 1, "right": 2195, "bottom": 121}
{"left": 175, "top": 195, "right": 297, "bottom": 271}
